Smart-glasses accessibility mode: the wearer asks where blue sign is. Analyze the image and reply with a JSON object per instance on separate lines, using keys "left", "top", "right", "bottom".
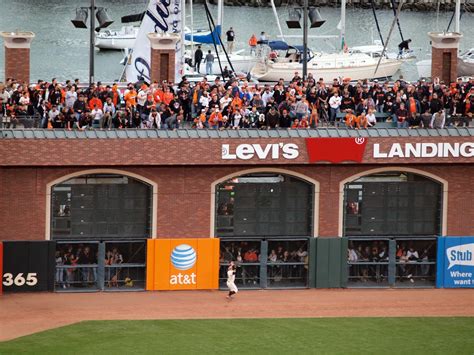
{"left": 437, "top": 237, "right": 474, "bottom": 288}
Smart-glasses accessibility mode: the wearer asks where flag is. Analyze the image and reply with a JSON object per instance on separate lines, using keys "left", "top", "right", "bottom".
{"left": 125, "top": 0, "right": 183, "bottom": 83}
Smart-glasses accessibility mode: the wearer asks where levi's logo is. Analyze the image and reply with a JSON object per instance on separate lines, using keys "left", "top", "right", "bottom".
{"left": 221, "top": 143, "right": 299, "bottom": 160}
{"left": 305, "top": 138, "right": 368, "bottom": 163}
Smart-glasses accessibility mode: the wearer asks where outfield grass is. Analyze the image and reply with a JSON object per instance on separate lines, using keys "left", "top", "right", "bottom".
{"left": 0, "top": 318, "right": 473, "bottom": 354}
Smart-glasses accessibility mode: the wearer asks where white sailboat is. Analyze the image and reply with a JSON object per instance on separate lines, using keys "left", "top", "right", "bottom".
{"left": 250, "top": 42, "right": 402, "bottom": 82}
{"left": 95, "top": 25, "right": 139, "bottom": 50}
{"left": 250, "top": 0, "right": 402, "bottom": 82}
{"left": 184, "top": 0, "right": 257, "bottom": 75}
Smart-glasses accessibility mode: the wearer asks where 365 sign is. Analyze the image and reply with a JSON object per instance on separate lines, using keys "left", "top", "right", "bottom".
{"left": 2, "top": 273, "right": 38, "bottom": 287}
{"left": 1, "top": 241, "right": 55, "bottom": 292}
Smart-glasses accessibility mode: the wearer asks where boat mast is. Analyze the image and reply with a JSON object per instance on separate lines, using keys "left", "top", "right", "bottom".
{"left": 270, "top": 0, "right": 285, "bottom": 41}
{"left": 454, "top": 0, "right": 461, "bottom": 33}
{"left": 217, "top": 0, "right": 223, "bottom": 28}
{"left": 181, "top": 0, "right": 186, "bottom": 73}
{"left": 190, "top": 0, "right": 194, "bottom": 69}
{"left": 340, "top": 0, "right": 346, "bottom": 51}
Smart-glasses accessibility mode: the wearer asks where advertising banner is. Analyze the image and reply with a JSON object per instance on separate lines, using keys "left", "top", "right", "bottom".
{"left": 125, "top": 0, "right": 183, "bottom": 83}
{"left": 146, "top": 238, "right": 219, "bottom": 290}
{"left": 437, "top": 237, "right": 474, "bottom": 288}
{"left": 2, "top": 241, "right": 56, "bottom": 292}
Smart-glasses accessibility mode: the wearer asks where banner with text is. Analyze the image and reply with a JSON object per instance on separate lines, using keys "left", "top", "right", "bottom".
{"left": 146, "top": 238, "right": 219, "bottom": 290}
{"left": 437, "top": 237, "right": 474, "bottom": 288}
{"left": 125, "top": 0, "right": 182, "bottom": 83}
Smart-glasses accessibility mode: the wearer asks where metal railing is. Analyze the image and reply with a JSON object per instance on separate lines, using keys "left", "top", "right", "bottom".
{"left": 267, "top": 261, "right": 308, "bottom": 288}
{"left": 219, "top": 262, "right": 261, "bottom": 289}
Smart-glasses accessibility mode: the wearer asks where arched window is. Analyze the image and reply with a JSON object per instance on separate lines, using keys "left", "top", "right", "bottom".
{"left": 215, "top": 173, "right": 314, "bottom": 237}
{"left": 51, "top": 174, "right": 152, "bottom": 240}
{"left": 343, "top": 172, "right": 442, "bottom": 236}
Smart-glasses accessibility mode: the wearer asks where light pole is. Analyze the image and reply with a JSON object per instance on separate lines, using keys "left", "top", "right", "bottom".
{"left": 302, "top": 0, "right": 308, "bottom": 80}
{"left": 71, "top": 0, "right": 113, "bottom": 86}
{"left": 286, "top": 4, "right": 325, "bottom": 80}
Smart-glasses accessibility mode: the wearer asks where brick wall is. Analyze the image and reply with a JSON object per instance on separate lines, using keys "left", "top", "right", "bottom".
{"left": 1, "top": 164, "right": 473, "bottom": 241}
{"left": 150, "top": 49, "right": 176, "bottom": 83}
{"left": 431, "top": 47, "right": 458, "bottom": 83}
{"left": 5, "top": 47, "right": 30, "bottom": 84}
{"left": 1, "top": 137, "right": 474, "bottom": 166}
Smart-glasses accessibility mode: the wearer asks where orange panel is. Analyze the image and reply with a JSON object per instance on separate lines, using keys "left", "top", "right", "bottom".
{"left": 196, "top": 238, "right": 219, "bottom": 289}
{"left": 145, "top": 239, "right": 155, "bottom": 291}
{"left": 154, "top": 239, "right": 171, "bottom": 290}
{"left": 212, "top": 238, "right": 220, "bottom": 289}
{"left": 168, "top": 239, "right": 198, "bottom": 290}
{"left": 147, "top": 238, "right": 220, "bottom": 291}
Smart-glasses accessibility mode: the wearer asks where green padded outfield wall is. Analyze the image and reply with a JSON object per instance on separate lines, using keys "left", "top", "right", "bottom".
{"left": 315, "top": 237, "right": 348, "bottom": 288}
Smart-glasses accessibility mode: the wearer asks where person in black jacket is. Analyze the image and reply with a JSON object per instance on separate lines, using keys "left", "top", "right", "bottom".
{"left": 194, "top": 46, "right": 203, "bottom": 73}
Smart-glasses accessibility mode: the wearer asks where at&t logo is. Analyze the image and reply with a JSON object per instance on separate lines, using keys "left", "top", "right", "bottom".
{"left": 170, "top": 244, "right": 197, "bottom": 285}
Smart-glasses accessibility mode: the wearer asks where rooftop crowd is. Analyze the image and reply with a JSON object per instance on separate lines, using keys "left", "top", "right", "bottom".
{"left": 0, "top": 74, "right": 473, "bottom": 130}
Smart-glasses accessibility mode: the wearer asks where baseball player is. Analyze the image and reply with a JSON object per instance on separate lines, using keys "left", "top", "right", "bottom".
{"left": 226, "top": 261, "right": 238, "bottom": 299}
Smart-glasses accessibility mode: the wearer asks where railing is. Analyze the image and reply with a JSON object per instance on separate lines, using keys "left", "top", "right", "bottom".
{"left": 267, "top": 261, "right": 308, "bottom": 288}
{"left": 55, "top": 264, "right": 99, "bottom": 291}
{"left": 2, "top": 127, "right": 474, "bottom": 140}
{"left": 395, "top": 259, "right": 437, "bottom": 287}
{"left": 347, "top": 260, "right": 390, "bottom": 286}
{"left": 219, "top": 262, "right": 261, "bottom": 289}
{"left": 104, "top": 262, "right": 146, "bottom": 290}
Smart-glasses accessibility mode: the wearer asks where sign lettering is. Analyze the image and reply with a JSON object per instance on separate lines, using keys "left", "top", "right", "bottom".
{"left": 221, "top": 143, "right": 299, "bottom": 160}
{"left": 374, "top": 142, "right": 474, "bottom": 159}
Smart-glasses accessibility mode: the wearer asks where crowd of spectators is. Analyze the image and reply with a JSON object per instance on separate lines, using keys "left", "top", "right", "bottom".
{"left": 220, "top": 241, "right": 308, "bottom": 285}
{"left": 347, "top": 241, "right": 435, "bottom": 284}
{"left": 1, "top": 74, "right": 473, "bottom": 130}
{"left": 55, "top": 244, "right": 128, "bottom": 289}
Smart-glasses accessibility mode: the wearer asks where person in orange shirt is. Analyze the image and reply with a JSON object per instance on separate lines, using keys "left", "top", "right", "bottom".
{"left": 230, "top": 93, "right": 242, "bottom": 111}
{"left": 248, "top": 34, "right": 257, "bottom": 55}
{"left": 111, "top": 85, "right": 120, "bottom": 107}
{"left": 194, "top": 108, "right": 207, "bottom": 129}
{"left": 299, "top": 115, "right": 310, "bottom": 128}
{"left": 124, "top": 86, "right": 137, "bottom": 109}
{"left": 162, "top": 87, "right": 174, "bottom": 106}
{"left": 88, "top": 94, "right": 103, "bottom": 111}
{"left": 209, "top": 106, "right": 222, "bottom": 129}
{"left": 345, "top": 109, "right": 357, "bottom": 128}
{"left": 356, "top": 112, "right": 369, "bottom": 129}
{"left": 291, "top": 118, "right": 300, "bottom": 129}
{"left": 309, "top": 105, "right": 318, "bottom": 128}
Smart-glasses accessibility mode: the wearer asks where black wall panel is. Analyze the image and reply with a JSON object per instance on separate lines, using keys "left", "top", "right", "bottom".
{"left": 2, "top": 241, "right": 55, "bottom": 292}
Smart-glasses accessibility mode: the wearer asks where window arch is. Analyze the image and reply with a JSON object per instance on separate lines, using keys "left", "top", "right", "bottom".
{"left": 342, "top": 170, "right": 444, "bottom": 237}
{"left": 47, "top": 170, "right": 156, "bottom": 240}
{"left": 213, "top": 171, "right": 316, "bottom": 237}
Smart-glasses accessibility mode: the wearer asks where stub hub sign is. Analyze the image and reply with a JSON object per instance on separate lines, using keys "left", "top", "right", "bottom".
{"left": 437, "top": 237, "right": 474, "bottom": 288}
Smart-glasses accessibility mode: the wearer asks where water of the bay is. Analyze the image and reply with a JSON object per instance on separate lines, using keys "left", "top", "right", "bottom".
{"left": 0, "top": 0, "right": 473, "bottom": 82}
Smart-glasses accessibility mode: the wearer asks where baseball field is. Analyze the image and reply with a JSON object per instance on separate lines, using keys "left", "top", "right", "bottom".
{"left": 1, "top": 318, "right": 473, "bottom": 354}
{"left": 0, "top": 289, "right": 473, "bottom": 354}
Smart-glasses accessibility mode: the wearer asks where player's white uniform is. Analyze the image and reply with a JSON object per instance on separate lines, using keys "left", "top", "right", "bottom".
{"left": 226, "top": 269, "right": 238, "bottom": 294}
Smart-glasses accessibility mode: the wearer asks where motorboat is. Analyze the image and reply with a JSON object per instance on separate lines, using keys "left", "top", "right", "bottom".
{"left": 95, "top": 25, "right": 138, "bottom": 50}
{"left": 250, "top": 41, "right": 402, "bottom": 82}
